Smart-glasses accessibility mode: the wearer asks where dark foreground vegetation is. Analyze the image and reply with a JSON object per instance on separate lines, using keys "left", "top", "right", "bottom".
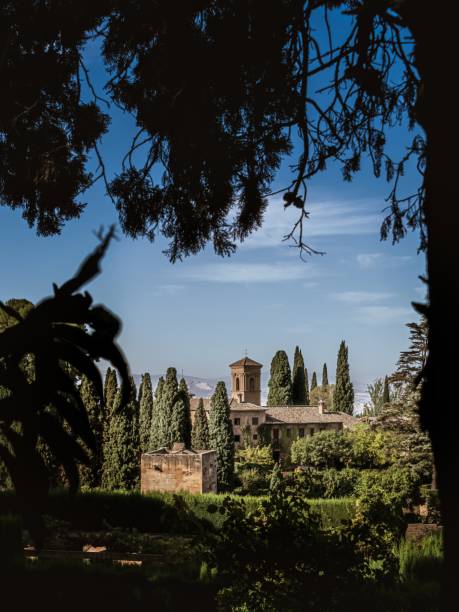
{"left": 1, "top": 484, "right": 442, "bottom": 612}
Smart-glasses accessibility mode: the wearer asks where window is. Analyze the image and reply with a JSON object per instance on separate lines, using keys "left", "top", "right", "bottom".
{"left": 253, "top": 434, "right": 258, "bottom": 441}
{"left": 252, "top": 417, "right": 259, "bottom": 426}
{"left": 234, "top": 434, "right": 240, "bottom": 442}
{"left": 273, "top": 428, "right": 279, "bottom": 440}
{"left": 299, "top": 428, "right": 305, "bottom": 438}
{"left": 310, "top": 428, "right": 315, "bottom": 436}
{"left": 236, "top": 377, "right": 240, "bottom": 391}
{"left": 286, "top": 428, "right": 291, "bottom": 438}
{"left": 234, "top": 417, "right": 240, "bottom": 426}
{"left": 249, "top": 377, "right": 255, "bottom": 391}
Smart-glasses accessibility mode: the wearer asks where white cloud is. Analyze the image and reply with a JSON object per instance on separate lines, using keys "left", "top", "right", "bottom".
{"left": 240, "top": 197, "right": 381, "bottom": 250}
{"left": 332, "top": 291, "right": 394, "bottom": 305}
{"left": 356, "top": 305, "right": 412, "bottom": 324}
{"left": 183, "top": 262, "right": 317, "bottom": 284}
{"left": 153, "top": 284, "right": 186, "bottom": 296}
{"left": 356, "top": 253, "right": 413, "bottom": 270}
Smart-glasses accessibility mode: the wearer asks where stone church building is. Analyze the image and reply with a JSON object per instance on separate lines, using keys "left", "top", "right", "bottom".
{"left": 190, "top": 356, "right": 358, "bottom": 460}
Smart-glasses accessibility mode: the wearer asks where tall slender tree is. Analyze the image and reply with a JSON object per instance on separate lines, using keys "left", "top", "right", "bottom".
{"left": 310, "top": 371, "right": 318, "bottom": 391}
{"left": 79, "top": 375, "right": 105, "bottom": 488}
{"left": 169, "top": 378, "right": 192, "bottom": 447}
{"left": 139, "top": 373, "right": 154, "bottom": 453}
{"left": 333, "top": 341, "right": 354, "bottom": 415}
{"left": 267, "top": 350, "right": 292, "bottom": 406}
{"left": 322, "top": 363, "right": 329, "bottom": 389}
{"left": 104, "top": 367, "right": 118, "bottom": 415}
{"left": 291, "top": 347, "right": 306, "bottom": 405}
{"left": 192, "top": 398, "right": 210, "bottom": 450}
{"left": 304, "top": 368, "right": 310, "bottom": 405}
{"left": 209, "top": 381, "right": 234, "bottom": 491}
{"left": 382, "top": 375, "right": 391, "bottom": 405}
{"left": 149, "top": 376, "right": 164, "bottom": 450}
{"left": 102, "top": 377, "right": 140, "bottom": 490}
{"left": 156, "top": 367, "right": 179, "bottom": 448}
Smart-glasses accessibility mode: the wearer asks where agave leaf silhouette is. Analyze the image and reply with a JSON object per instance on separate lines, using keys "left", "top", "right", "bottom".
{"left": 0, "top": 226, "right": 130, "bottom": 545}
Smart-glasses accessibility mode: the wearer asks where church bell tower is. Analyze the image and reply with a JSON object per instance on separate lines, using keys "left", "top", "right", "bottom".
{"left": 229, "top": 356, "right": 263, "bottom": 405}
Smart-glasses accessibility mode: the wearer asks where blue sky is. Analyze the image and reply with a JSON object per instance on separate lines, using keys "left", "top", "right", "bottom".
{"left": 0, "top": 20, "right": 425, "bottom": 391}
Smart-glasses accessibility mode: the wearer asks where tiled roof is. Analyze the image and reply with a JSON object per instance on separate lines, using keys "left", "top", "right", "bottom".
{"left": 265, "top": 406, "right": 359, "bottom": 426}
{"left": 229, "top": 399, "right": 267, "bottom": 411}
{"left": 229, "top": 356, "right": 263, "bottom": 368}
{"left": 190, "top": 398, "right": 267, "bottom": 412}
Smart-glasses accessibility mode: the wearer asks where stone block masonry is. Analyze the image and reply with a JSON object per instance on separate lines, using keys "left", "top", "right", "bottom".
{"left": 141, "top": 444, "right": 217, "bottom": 494}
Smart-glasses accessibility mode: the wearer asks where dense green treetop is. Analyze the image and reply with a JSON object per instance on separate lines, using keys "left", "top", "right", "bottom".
{"left": 102, "top": 377, "right": 139, "bottom": 490}
{"left": 304, "top": 368, "right": 310, "bottom": 405}
{"left": 79, "top": 374, "right": 104, "bottom": 488}
{"left": 333, "top": 341, "right": 354, "bottom": 415}
{"left": 139, "top": 372, "right": 153, "bottom": 453}
{"left": 192, "top": 397, "right": 209, "bottom": 451}
{"left": 322, "top": 363, "right": 329, "bottom": 389}
{"left": 310, "top": 371, "right": 317, "bottom": 391}
{"left": 103, "top": 367, "right": 118, "bottom": 416}
{"left": 291, "top": 346, "right": 306, "bottom": 405}
{"left": 267, "top": 350, "right": 292, "bottom": 406}
{"left": 209, "top": 381, "right": 234, "bottom": 491}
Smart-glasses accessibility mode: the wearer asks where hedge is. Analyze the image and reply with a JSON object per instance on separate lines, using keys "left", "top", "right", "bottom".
{"left": 0, "top": 489, "right": 355, "bottom": 533}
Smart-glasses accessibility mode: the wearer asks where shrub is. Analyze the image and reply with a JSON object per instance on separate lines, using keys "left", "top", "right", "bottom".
{"left": 291, "top": 430, "right": 351, "bottom": 468}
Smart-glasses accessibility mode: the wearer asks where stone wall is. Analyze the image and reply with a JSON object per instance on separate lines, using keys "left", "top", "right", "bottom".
{"left": 141, "top": 450, "right": 217, "bottom": 494}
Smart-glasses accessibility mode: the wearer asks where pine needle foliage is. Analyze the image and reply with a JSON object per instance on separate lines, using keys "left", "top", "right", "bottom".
{"left": 192, "top": 398, "right": 210, "bottom": 450}
{"left": 304, "top": 368, "right": 310, "bottom": 405}
{"left": 322, "top": 363, "right": 329, "bottom": 389}
{"left": 333, "top": 341, "right": 354, "bottom": 415}
{"left": 104, "top": 367, "right": 118, "bottom": 416}
{"left": 79, "top": 375, "right": 104, "bottom": 488}
{"left": 102, "top": 378, "right": 139, "bottom": 490}
{"left": 291, "top": 346, "right": 306, "bottom": 405}
{"left": 267, "top": 350, "right": 292, "bottom": 406}
{"left": 139, "top": 373, "right": 154, "bottom": 453}
{"left": 149, "top": 376, "right": 164, "bottom": 450}
{"left": 156, "top": 368, "right": 179, "bottom": 448}
{"left": 209, "top": 382, "right": 234, "bottom": 491}
{"left": 311, "top": 371, "right": 318, "bottom": 391}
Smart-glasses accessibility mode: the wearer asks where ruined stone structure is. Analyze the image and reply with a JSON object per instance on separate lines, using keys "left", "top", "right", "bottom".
{"left": 141, "top": 443, "right": 217, "bottom": 494}
{"left": 190, "top": 355, "right": 358, "bottom": 460}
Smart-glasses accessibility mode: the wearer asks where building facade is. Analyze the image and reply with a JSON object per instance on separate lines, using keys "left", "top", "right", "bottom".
{"left": 190, "top": 355, "right": 358, "bottom": 460}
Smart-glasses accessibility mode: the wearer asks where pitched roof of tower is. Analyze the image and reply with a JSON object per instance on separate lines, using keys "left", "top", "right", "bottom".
{"left": 229, "top": 356, "right": 263, "bottom": 368}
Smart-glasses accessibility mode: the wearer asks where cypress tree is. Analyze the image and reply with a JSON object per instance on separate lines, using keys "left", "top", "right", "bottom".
{"left": 304, "top": 367, "right": 310, "bottom": 405}
{"left": 156, "top": 367, "right": 179, "bottom": 448}
{"left": 311, "top": 371, "right": 318, "bottom": 391}
{"left": 267, "top": 350, "right": 292, "bottom": 406}
{"left": 102, "top": 377, "right": 139, "bottom": 490}
{"left": 79, "top": 375, "right": 105, "bottom": 488}
{"left": 209, "top": 381, "right": 234, "bottom": 490}
{"left": 322, "top": 363, "right": 329, "bottom": 389}
{"left": 291, "top": 346, "right": 306, "bottom": 404}
{"left": 192, "top": 398, "right": 210, "bottom": 450}
{"left": 333, "top": 341, "right": 354, "bottom": 415}
{"left": 383, "top": 375, "right": 391, "bottom": 404}
{"left": 149, "top": 376, "right": 164, "bottom": 450}
{"left": 169, "top": 378, "right": 192, "bottom": 447}
{"left": 139, "top": 373, "right": 154, "bottom": 453}
{"left": 104, "top": 367, "right": 118, "bottom": 415}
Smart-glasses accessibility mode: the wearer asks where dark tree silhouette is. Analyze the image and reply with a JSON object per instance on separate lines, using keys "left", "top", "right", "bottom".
{"left": 0, "top": 227, "right": 130, "bottom": 542}
{"left": 0, "top": 2, "right": 456, "bottom": 602}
